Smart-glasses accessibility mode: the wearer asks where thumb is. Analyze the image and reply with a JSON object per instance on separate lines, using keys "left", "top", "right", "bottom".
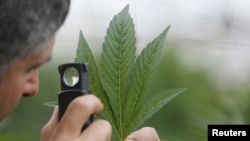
{"left": 41, "top": 106, "right": 59, "bottom": 141}
{"left": 125, "top": 127, "right": 160, "bottom": 141}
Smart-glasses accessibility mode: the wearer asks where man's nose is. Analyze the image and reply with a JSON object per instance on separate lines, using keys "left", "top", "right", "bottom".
{"left": 23, "top": 69, "right": 39, "bottom": 97}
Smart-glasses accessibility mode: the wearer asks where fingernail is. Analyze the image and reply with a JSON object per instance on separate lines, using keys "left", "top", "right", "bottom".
{"left": 124, "top": 137, "right": 135, "bottom": 141}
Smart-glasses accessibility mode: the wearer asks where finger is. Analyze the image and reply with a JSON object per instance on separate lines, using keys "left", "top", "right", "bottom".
{"left": 80, "top": 119, "right": 112, "bottom": 141}
{"left": 125, "top": 127, "right": 160, "bottom": 141}
{"left": 55, "top": 94, "right": 103, "bottom": 138}
{"left": 41, "top": 106, "right": 59, "bottom": 141}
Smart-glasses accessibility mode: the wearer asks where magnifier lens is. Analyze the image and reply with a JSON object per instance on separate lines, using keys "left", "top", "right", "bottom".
{"left": 63, "top": 67, "right": 79, "bottom": 86}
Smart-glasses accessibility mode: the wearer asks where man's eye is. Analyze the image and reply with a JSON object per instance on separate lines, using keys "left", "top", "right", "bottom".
{"left": 25, "top": 66, "right": 38, "bottom": 73}
{"left": 25, "top": 68, "right": 33, "bottom": 73}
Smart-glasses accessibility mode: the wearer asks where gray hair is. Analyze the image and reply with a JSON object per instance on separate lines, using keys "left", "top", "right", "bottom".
{"left": 0, "top": 0, "right": 70, "bottom": 80}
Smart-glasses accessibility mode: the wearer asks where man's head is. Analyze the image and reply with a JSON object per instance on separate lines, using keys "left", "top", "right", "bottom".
{"left": 0, "top": 0, "right": 70, "bottom": 121}
{"left": 0, "top": 0, "right": 70, "bottom": 79}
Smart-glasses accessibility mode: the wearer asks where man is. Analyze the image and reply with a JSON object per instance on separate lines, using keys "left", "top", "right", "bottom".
{"left": 0, "top": 0, "right": 159, "bottom": 140}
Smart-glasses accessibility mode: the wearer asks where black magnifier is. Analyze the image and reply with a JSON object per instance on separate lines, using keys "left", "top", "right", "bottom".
{"left": 58, "top": 63, "right": 92, "bottom": 131}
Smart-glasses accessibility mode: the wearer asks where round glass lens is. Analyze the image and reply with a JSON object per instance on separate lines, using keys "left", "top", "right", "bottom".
{"left": 63, "top": 67, "right": 79, "bottom": 87}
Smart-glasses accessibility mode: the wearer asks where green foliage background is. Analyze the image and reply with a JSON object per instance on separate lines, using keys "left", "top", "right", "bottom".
{"left": 1, "top": 45, "right": 250, "bottom": 141}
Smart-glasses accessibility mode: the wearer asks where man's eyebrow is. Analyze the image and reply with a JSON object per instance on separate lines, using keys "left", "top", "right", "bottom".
{"left": 27, "top": 55, "right": 52, "bottom": 71}
{"left": 39, "top": 55, "right": 52, "bottom": 67}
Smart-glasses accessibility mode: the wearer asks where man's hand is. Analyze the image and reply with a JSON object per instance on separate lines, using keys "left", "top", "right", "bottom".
{"left": 41, "top": 95, "right": 112, "bottom": 141}
{"left": 41, "top": 94, "right": 160, "bottom": 141}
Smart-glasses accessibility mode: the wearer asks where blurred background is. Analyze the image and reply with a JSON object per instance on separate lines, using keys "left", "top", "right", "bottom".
{"left": 1, "top": 0, "right": 250, "bottom": 140}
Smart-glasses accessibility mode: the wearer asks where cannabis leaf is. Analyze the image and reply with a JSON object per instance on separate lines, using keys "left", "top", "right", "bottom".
{"left": 75, "top": 5, "right": 186, "bottom": 140}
